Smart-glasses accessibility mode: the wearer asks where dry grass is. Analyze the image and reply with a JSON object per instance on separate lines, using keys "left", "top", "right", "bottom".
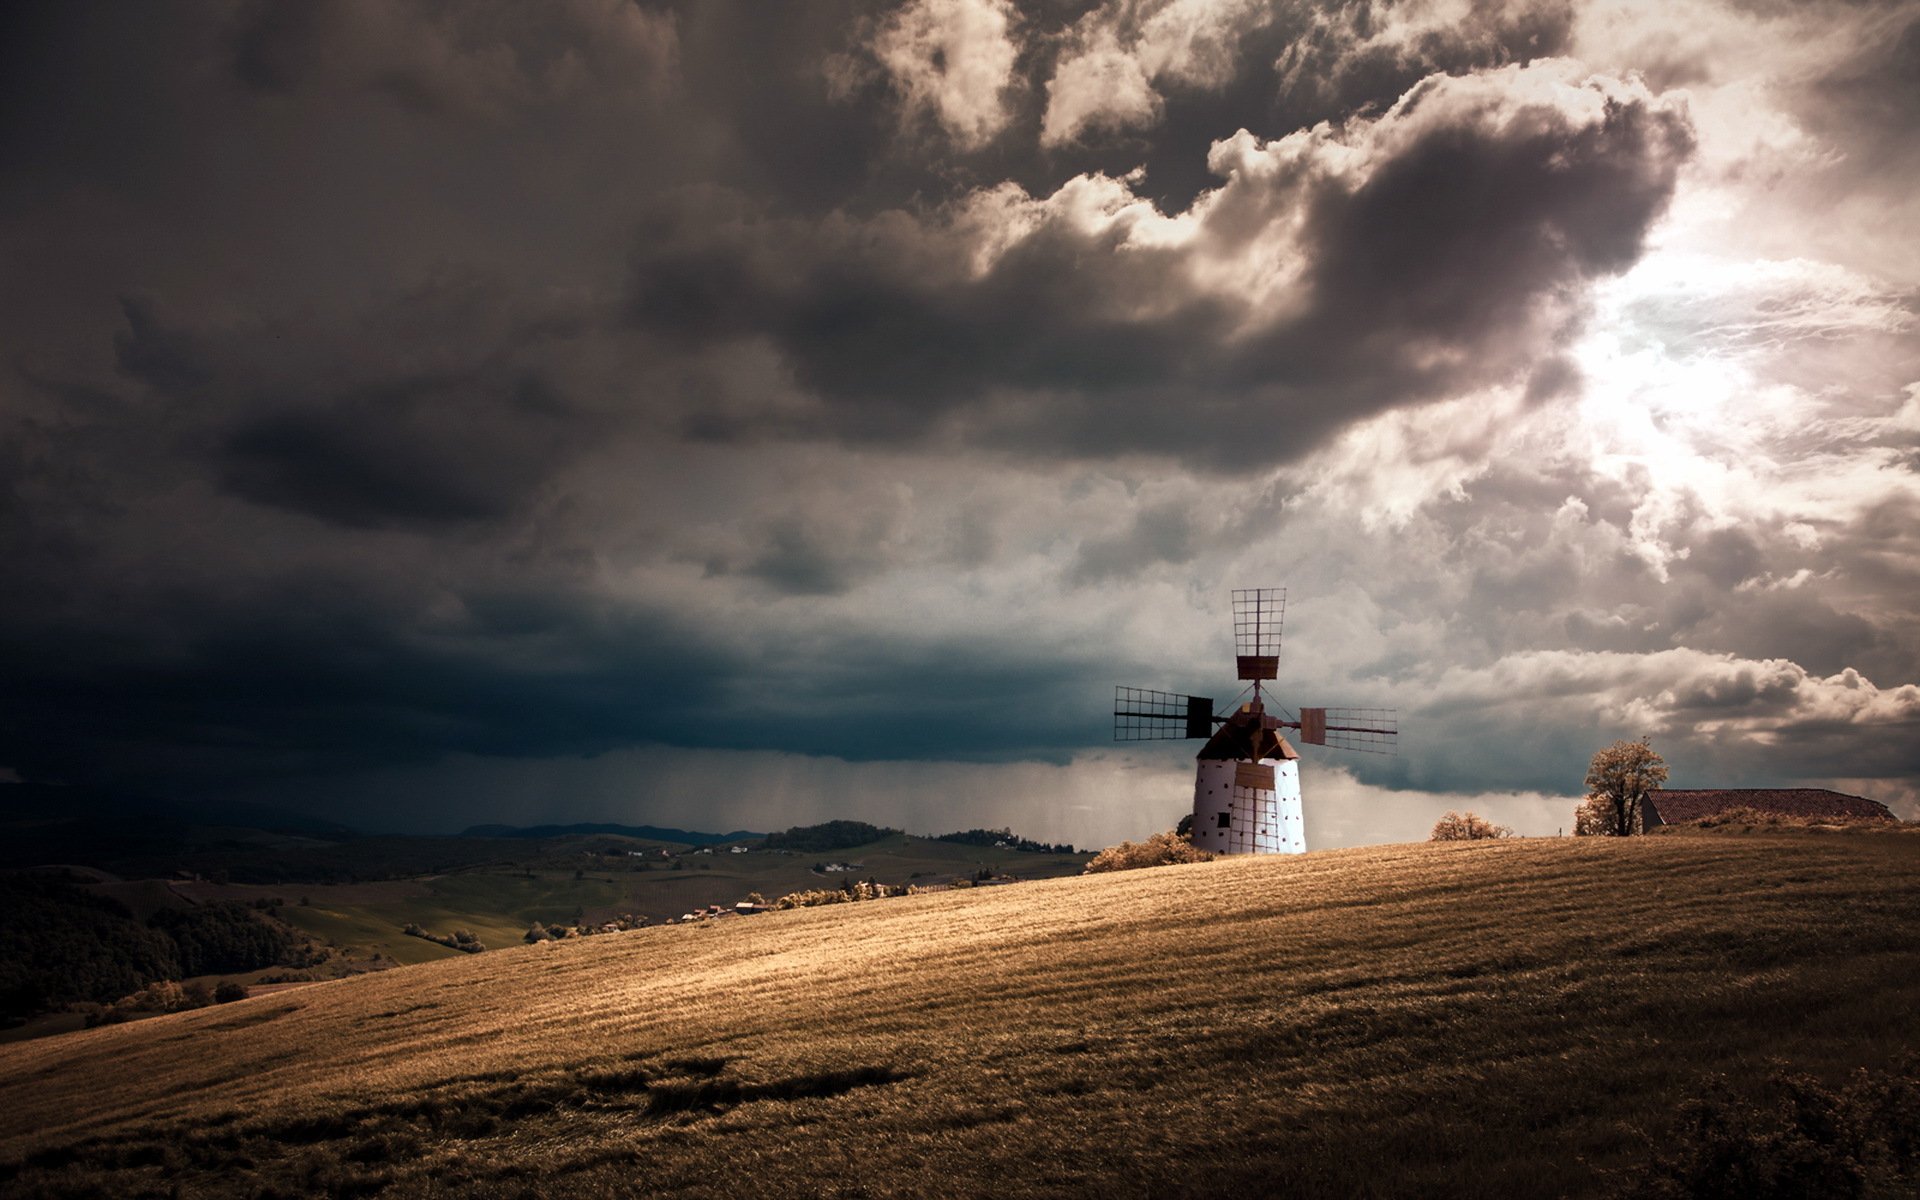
{"left": 3, "top": 833, "right": 1918, "bottom": 1198}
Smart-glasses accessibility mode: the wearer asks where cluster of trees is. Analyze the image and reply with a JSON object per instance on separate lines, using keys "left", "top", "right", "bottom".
{"left": 1429, "top": 811, "right": 1513, "bottom": 841}
{"left": 0, "top": 873, "right": 304, "bottom": 1022}
{"left": 523, "top": 914, "right": 648, "bottom": 942}
{"left": 762, "top": 820, "right": 900, "bottom": 853}
{"left": 83, "top": 978, "right": 250, "bottom": 1027}
{"left": 150, "top": 902, "right": 309, "bottom": 976}
{"left": 400, "top": 924, "right": 485, "bottom": 953}
{"left": 935, "top": 828, "right": 1077, "bottom": 854}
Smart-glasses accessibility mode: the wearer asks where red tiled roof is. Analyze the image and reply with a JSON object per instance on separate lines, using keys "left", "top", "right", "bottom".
{"left": 1645, "top": 788, "right": 1895, "bottom": 825}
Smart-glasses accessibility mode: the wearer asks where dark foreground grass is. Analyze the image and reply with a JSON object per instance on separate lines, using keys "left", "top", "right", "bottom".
{"left": 2, "top": 833, "right": 1917, "bottom": 1198}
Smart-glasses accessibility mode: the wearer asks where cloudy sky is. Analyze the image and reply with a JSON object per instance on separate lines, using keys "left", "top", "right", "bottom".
{"left": 2, "top": 0, "right": 1916, "bottom": 846}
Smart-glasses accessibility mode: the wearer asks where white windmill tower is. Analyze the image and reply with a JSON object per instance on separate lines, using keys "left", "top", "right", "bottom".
{"left": 1113, "top": 588, "right": 1398, "bottom": 854}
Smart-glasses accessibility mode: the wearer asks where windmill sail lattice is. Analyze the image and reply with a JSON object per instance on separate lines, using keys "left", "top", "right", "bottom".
{"left": 1113, "top": 687, "right": 1215, "bottom": 741}
{"left": 1232, "top": 587, "right": 1284, "bottom": 680}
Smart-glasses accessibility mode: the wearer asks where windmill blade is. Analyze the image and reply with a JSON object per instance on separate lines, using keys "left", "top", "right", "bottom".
{"left": 1114, "top": 686, "right": 1216, "bottom": 741}
{"left": 1297, "top": 707, "right": 1398, "bottom": 754}
{"left": 1231, "top": 588, "right": 1285, "bottom": 680}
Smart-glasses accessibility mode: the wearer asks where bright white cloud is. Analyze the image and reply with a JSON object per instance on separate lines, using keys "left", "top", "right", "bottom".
{"left": 871, "top": 0, "right": 1019, "bottom": 149}
{"left": 1042, "top": 0, "right": 1267, "bottom": 144}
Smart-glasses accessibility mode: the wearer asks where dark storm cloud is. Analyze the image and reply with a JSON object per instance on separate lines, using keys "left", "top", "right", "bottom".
{"left": 74, "top": 279, "right": 602, "bottom": 532}
{"left": 630, "top": 62, "right": 1693, "bottom": 468}
{"left": 0, "top": 580, "right": 743, "bottom": 789}
{"left": 217, "top": 373, "right": 582, "bottom": 529}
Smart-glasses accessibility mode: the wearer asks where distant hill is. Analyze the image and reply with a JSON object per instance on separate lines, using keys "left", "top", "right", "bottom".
{"left": 0, "top": 784, "right": 536, "bottom": 884}
{"left": 459, "top": 822, "right": 764, "bottom": 845}
{"left": 0, "top": 783, "right": 360, "bottom": 842}
{"left": 761, "top": 820, "right": 899, "bottom": 853}
{"left": 6, "top": 833, "right": 1916, "bottom": 1197}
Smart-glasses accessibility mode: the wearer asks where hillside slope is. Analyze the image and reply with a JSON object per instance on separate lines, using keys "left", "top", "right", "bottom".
{"left": 3, "top": 834, "right": 1918, "bottom": 1198}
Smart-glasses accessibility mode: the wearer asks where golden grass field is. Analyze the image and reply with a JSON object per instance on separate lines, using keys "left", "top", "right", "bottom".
{"left": 3, "top": 831, "right": 1917, "bottom": 1198}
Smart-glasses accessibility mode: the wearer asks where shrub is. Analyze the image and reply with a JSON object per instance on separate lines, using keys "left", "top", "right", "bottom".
{"left": 1574, "top": 796, "right": 1615, "bottom": 836}
{"left": 1430, "top": 811, "right": 1513, "bottom": 841}
{"left": 1613, "top": 1058, "right": 1920, "bottom": 1199}
{"left": 213, "top": 981, "right": 249, "bottom": 1003}
{"left": 771, "top": 881, "right": 904, "bottom": 910}
{"left": 401, "top": 924, "right": 486, "bottom": 953}
{"left": 87, "top": 979, "right": 209, "bottom": 1026}
{"left": 1083, "top": 831, "right": 1214, "bottom": 874}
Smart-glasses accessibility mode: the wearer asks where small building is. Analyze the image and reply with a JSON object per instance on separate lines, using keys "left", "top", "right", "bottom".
{"left": 1643, "top": 788, "right": 1895, "bottom": 828}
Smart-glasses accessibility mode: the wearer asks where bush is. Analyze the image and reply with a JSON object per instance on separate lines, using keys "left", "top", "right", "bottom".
{"left": 1574, "top": 795, "right": 1615, "bottom": 836}
{"left": 1613, "top": 1058, "right": 1920, "bottom": 1198}
{"left": 1430, "top": 811, "right": 1513, "bottom": 841}
{"left": 1083, "top": 831, "right": 1214, "bottom": 874}
{"left": 771, "top": 881, "right": 905, "bottom": 909}
{"left": 213, "top": 981, "right": 249, "bottom": 1003}
{"left": 86, "top": 979, "right": 209, "bottom": 1026}
{"left": 401, "top": 924, "right": 486, "bottom": 953}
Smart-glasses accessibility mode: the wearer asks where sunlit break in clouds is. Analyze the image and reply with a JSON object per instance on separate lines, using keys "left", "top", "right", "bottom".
{"left": 1, "top": 0, "right": 1916, "bottom": 845}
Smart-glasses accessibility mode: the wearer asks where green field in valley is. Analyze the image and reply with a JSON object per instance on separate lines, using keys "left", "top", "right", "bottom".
{"left": 202, "top": 833, "right": 1091, "bottom": 966}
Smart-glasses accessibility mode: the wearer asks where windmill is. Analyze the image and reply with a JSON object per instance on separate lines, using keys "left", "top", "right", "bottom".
{"left": 1113, "top": 588, "right": 1397, "bottom": 854}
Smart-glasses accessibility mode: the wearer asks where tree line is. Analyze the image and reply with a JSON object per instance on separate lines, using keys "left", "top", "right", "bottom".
{"left": 934, "top": 828, "right": 1078, "bottom": 854}
{"left": 0, "top": 872, "right": 307, "bottom": 1022}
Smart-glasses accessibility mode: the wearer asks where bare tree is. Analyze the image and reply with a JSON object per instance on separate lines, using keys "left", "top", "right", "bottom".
{"left": 1577, "top": 738, "right": 1668, "bottom": 836}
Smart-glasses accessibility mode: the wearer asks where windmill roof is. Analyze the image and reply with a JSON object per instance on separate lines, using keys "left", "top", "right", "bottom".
{"left": 1644, "top": 788, "right": 1894, "bottom": 826}
{"left": 1196, "top": 709, "right": 1299, "bottom": 762}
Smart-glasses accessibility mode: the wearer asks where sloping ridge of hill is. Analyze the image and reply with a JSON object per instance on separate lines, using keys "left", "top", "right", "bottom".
{"left": 0, "top": 783, "right": 360, "bottom": 843}
{"left": 459, "top": 822, "right": 764, "bottom": 844}
{"left": 3, "top": 833, "right": 1918, "bottom": 1198}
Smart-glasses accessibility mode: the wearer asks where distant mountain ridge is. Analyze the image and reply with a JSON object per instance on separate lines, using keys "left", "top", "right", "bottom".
{"left": 0, "top": 783, "right": 361, "bottom": 842}
{"left": 458, "top": 822, "right": 764, "bottom": 845}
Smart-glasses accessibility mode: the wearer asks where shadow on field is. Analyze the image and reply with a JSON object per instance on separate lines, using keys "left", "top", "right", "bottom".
{"left": 2, "top": 1056, "right": 913, "bottom": 1197}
